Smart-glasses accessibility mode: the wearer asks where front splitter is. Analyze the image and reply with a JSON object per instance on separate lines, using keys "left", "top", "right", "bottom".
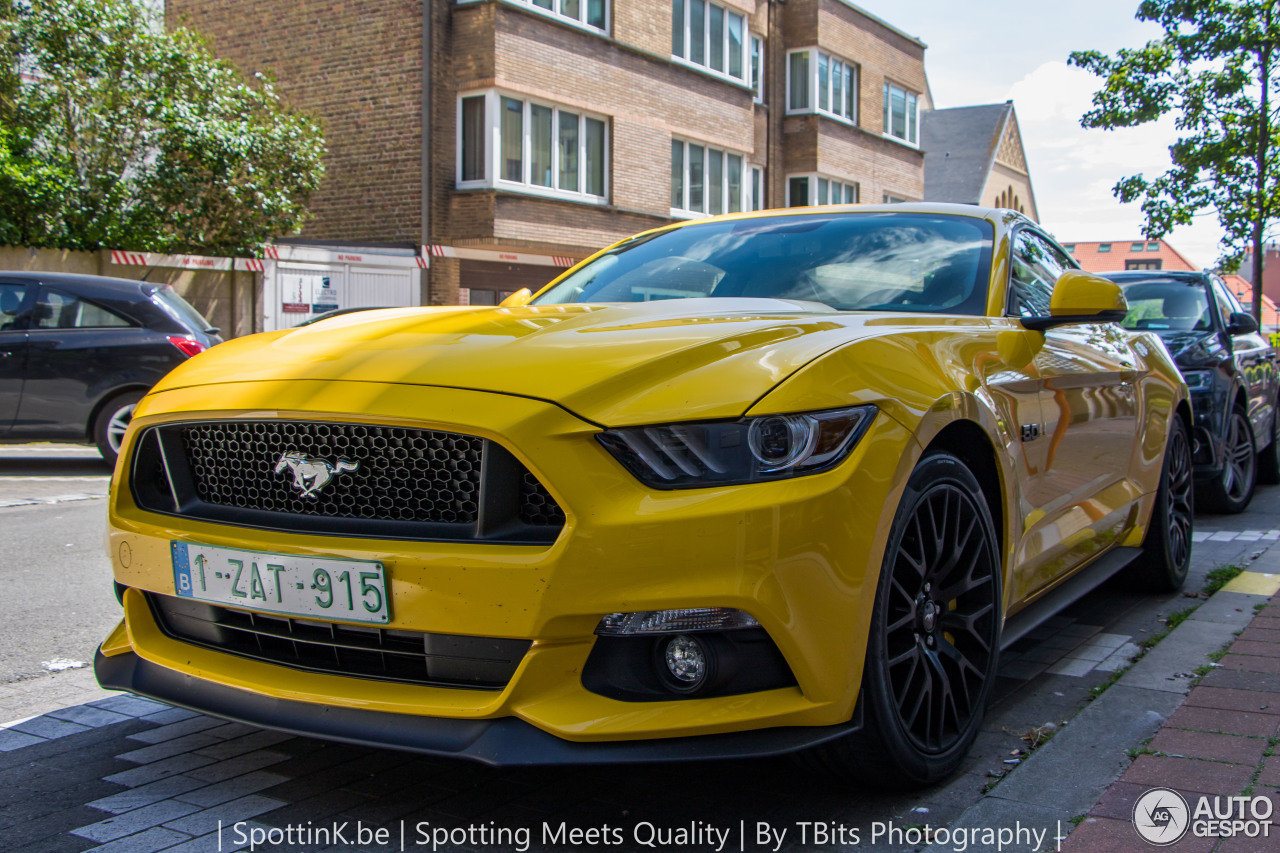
{"left": 95, "top": 650, "right": 862, "bottom": 766}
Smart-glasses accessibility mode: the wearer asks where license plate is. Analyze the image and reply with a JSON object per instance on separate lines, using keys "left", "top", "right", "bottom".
{"left": 171, "top": 542, "right": 389, "bottom": 624}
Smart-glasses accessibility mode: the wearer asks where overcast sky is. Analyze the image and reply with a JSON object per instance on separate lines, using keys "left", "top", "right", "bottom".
{"left": 854, "top": 0, "right": 1226, "bottom": 269}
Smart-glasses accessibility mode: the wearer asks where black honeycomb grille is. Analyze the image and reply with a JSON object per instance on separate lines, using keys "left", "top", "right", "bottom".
{"left": 131, "top": 420, "right": 564, "bottom": 543}
{"left": 182, "top": 422, "right": 482, "bottom": 524}
{"left": 520, "top": 470, "right": 566, "bottom": 527}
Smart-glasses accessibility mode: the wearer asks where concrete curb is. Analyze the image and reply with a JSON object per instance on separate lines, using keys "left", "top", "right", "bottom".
{"left": 927, "top": 559, "right": 1280, "bottom": 852}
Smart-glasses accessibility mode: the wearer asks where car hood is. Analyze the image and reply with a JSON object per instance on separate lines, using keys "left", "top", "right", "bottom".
{"left": 152, "top": 299, "right": 980, "bottom": 426}
{"left": 1148, "top": 329, "right": 1224, "bottom": 367}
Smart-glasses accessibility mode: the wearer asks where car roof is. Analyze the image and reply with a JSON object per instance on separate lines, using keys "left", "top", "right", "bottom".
{"left": 0, "top": 271, "right": 153, "bottom": 302}
{"left": 1100, "top": 270, "right": 1209, "bottom": 283}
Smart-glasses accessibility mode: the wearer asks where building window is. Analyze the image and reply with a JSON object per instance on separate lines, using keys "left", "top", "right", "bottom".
{"left": 672, "top": 0, "right": 747, "bottom": 85}
{"left": 787, "top": 174, "right": 858, "bottom": 207}
{"left": 515, "top": 0, "right": 607, "bottom": 32}
{"left": 1062, "top": 244, "right": 1076, "bottom": 253}
{"left": 1130, "top": 242, "right": 1145, "bottom": 252}
{"left": 786, "top": 48, "right": 856, "bottom": 121}
{"left": 1126, "top": 259, "right": 1163, "bottom": 270}
{"left": 1098, "top": 243, "right": 1111, "bottom": 253}
{"left": 751, "top": 35, "right": 764, "bottom": 102}
{"left": 750, "top": 166, "right": 764, "bottom": 210}
{"left": 458, "top": 91, "right": 607, "bottom": 203}
{"left": 1147, "top": 241, "right": 1160, "bottom": 251}
{"left": 671, "top": 139, "right": 749, "bottom": 216}
{"left": 882, "top": 81, "right": 918, "bottom": 145}
{"left": 883, "top": 193, "right": 907, "bottom": 204}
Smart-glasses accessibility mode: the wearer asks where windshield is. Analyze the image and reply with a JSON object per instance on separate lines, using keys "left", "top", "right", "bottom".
{"left": 531, "top": 212, "right": 995, "bottom": 314}
{"left": 1118, "top": 279, "right": 1214, "bottom": 332}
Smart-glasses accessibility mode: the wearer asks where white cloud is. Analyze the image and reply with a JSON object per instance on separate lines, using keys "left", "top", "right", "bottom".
{"left": 1008, "top": 61, "right": 1223, "bottom": 267}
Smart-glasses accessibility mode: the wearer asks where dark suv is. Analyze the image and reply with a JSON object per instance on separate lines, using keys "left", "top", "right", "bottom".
{"left": 0, "top": 272, "right": 222, "bottom": 464}
{"left": 1106, "top": 270, "right": 1280, "bottom": 513}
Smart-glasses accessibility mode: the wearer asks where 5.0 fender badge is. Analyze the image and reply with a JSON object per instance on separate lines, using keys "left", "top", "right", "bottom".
{"left": 275, "top": 451, "right": 359, "bottom": 498}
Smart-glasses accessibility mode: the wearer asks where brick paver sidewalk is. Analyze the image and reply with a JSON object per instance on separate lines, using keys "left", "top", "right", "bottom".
{"left": 1064, "top": 592, "right": 1280, "bottom": 852}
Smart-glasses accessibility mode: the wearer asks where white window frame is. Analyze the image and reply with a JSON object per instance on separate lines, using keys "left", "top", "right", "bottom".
{"left": 749, "top": 165, "right": 765, "bottom": 211}
{"left": 671, "top": 0, "right": 750, "bottom": 87}
{"left": 751, "top": 35, "right": 764, "bottom": 103}
{"left": 670, "top": 139, "right": 753, "bottom": 218}
{"left": 456, "top": 90, "right": 609, "bottom": 205}
{"left": 786, "top": 174, "right": 859, "bottom": 207}
{"left": 882, "top": 80, "right": 919, "bottom": 147}
{"left": 472, "top": 0, "right": 610, "bottom": 35}
{"left": 785, "top": 47, "right": 857, "bottom": 123}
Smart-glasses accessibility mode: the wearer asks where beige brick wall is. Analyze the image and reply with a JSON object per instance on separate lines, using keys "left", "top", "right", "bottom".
{"left": 985, "top": 162, "right": 1037, "bottom": 220}
{"left": 0, "top": 247, "right": 255, "bottom": 337}
{"left": 170, "top": 0, "right": 425, "bottom": 245}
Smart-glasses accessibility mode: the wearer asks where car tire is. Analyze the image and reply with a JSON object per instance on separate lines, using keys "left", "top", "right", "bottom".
{"left": 1127, "top": 415, "right": 1193, "bottom": 591}
{"left": 1201, "top": 408, "right": 1256, "bottom": 513}
{"left": 93, "top": 390, "right": 144, "bottom": 467}
{"left": 1256, "top": 398, "right": 1280, "bottom": 485}
{"left": 795, "top": 451, "right": 1002, "bottom": 787}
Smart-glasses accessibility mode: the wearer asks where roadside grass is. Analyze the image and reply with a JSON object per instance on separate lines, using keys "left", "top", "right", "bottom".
{"left": 1202, "top": 564, "right": 1246, "bottom": 596}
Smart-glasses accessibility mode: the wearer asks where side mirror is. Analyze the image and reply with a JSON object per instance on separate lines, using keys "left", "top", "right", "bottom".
{"left": 499, "top": 288, "right": 533, "bottom": 308}
{"left": 1227, "top": 311, "right": 1260, "bottom": 335}
{"left": 1022, "top": 270, "right": 1128, "bottom": 332}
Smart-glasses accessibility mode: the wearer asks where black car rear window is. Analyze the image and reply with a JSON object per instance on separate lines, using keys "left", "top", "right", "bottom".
{"left": 150, "top": 285, "right": 215, "bottom": 333}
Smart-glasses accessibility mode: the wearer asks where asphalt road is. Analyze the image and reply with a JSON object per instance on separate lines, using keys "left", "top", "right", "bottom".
{"left": 0, "top": 445, "right": 116, "bottom": 683}
{"left": 2, "top": 441, "right": 1279, "bottom": 846}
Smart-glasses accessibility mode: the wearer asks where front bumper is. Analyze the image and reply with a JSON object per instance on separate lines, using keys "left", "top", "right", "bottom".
{"left": 95, "top": 649, "right": 863, "bottom": 765}
{"left": 102, "top": 378, "right": 916, "bottom": 755}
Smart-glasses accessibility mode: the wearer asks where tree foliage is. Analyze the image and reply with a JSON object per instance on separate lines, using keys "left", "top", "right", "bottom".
{"left": 0, "top": 0, "right": 324, "bottom": 255}
{"left": 1070, "top": 0, "right": 1280, "bottom": 319}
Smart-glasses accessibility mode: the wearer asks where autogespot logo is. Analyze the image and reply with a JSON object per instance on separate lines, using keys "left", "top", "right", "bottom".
{"left": 1133, "top": 788, "right": 1190, "bottom": 845}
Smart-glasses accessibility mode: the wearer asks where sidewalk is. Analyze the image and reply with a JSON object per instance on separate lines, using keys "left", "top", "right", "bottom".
{"left": 1062, "top": 584, "right": 1280, "bottom": 852}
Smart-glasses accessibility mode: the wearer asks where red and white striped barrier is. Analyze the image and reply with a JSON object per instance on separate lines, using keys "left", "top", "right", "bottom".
{"left": 109, "top": 250, "right": 231, "bottom": 271}
{"left": 424, "top": 246, "right": 577, "bottom": 267}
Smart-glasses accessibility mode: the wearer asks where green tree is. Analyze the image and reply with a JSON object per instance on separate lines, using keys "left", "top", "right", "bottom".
{"left": 0, "top": 0, "right": 324, "bottom": 255}
{"left": 1069, "top": 0, "right": 1280, "bottom": 320}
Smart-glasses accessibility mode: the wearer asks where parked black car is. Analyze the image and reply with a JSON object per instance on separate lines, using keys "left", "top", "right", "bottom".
{"left": 1106, "top": 270, "right": 1280, "bottom": 512}
{"left": 0, "top": 272, "right": 222, "bottom": 464}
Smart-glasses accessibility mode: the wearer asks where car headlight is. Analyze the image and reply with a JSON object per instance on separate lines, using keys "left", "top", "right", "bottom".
{"left": 596, "top": 405, "right": 877, "bottom": 489}
{"left": 1181, "top": 369, "right": 1213, "bottom": 390}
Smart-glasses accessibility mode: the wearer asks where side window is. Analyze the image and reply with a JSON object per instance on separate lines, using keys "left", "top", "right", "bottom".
{"left": 34, "top": 289, "right": 131, "bottom": 329}
{"left": 0, "top": 282, "right": 30, "bottom": 330}
{"left": 1203, "top": 279, "right": 1229, "bottom": 328}
{"left": 1008, "top": 231, "right": 1070, "bottom": 318}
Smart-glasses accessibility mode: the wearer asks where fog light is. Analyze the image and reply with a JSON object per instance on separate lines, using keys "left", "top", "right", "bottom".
{"left": 663, "top": 634, "right": 708, "bottom": 689}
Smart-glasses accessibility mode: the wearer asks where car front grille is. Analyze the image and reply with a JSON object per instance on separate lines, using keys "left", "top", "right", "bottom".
{"left": 130, "top": 420, "right": 564, "bottom": 543}
{"left": 148, "top": 593, "right": 531, "bottom": 689}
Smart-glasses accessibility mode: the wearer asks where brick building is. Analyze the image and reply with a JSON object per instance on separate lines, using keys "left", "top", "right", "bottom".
{"left": 1062, "top": 239, "right": 1200, "bottom": 275}
{"left": 168, "top": 0, "right": 929, "bottom": 306}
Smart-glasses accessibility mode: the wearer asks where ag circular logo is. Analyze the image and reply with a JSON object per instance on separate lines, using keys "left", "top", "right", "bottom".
{"left": 1133, "top": 787, "right": 1190, "bottom": 845}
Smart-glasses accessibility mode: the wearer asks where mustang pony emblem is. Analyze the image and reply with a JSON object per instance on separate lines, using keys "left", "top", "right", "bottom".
{"left": 274, "top": 452, "right": 359, "bottom": 498}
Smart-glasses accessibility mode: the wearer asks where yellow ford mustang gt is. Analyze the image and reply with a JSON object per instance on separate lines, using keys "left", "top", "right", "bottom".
{"left": 96, "top": 204, "right": 1192, "bottom": 786}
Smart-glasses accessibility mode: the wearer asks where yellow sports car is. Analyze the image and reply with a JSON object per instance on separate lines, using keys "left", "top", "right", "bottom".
{"left": 96, "top": 204, "right": 1192, "bottom": 786}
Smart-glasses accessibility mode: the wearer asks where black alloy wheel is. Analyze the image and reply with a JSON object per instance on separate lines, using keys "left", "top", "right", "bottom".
{"left": 1128, "top": 415, "right": 1194, "bottom": 590}
{"left": 798, "top": 452, "right": 1001, "bottom": 786}
{"left": 881, "top": 470, "right": 1000, "bottom": 753}
{"left": 1202, "top": 408, "right": 1256, "bottom": 513}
